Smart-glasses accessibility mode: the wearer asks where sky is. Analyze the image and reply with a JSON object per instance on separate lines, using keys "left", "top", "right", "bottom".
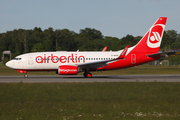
{"left": 0, "top": 0, "right": 180, "bottom": 38}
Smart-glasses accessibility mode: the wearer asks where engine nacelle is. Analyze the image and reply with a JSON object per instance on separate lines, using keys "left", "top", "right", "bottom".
{"left": 58, "top": 65, "right": 78, "bottom": 75}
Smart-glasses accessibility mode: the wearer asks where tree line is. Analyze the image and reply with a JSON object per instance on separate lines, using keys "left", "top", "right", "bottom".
{"left": 0, "top": 27, "right": 179, "bottom": 61}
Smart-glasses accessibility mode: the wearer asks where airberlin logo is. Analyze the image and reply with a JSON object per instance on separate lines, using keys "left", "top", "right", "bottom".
{"left": 150, "top": 32, "right": 161, "bottom": 43}
{"left": 59, "top": 69, "right": 77, "bottom": 72}
{"left": 35, "top": 54, "right": 85, "bottom": 63}
{"left": 147, "top": 24, "right": 164, "bottom": 48}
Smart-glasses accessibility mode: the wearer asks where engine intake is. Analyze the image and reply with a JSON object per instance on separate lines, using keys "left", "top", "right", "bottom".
{"left": 58, "top": 65, "right": 78, "bottom": 75}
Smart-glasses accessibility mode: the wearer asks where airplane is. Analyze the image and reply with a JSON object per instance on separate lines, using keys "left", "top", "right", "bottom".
{"left": 6, "top": 17, "right": 168, "bottom": 78}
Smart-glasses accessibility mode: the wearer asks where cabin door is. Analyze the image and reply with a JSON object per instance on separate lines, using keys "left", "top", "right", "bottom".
{"left": 28, "top": 55, "right": 34, "bottom": 65}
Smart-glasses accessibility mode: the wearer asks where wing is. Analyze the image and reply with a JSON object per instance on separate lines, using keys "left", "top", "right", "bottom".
{"left": 78, "top": 45, "right": 129, "bottom": 69}
{"left": 102, "top": 46, "right": 107, "bottom": 52}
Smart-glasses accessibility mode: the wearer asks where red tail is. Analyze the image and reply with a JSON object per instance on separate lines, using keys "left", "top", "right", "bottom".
{"left": 131, "top": 17, "right": 167, "bottom": 54}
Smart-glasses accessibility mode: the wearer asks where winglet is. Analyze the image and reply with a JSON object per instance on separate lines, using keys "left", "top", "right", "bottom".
{"left": 102, "top": 46, "right": 107, "bottom": 52}
{"left": 118, "top": 45, "right": 129, "bottom": 59}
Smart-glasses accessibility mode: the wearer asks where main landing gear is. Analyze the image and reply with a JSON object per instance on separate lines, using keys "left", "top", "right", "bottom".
{"left": 83, "top": 72, "right": 92, "bottom": 78}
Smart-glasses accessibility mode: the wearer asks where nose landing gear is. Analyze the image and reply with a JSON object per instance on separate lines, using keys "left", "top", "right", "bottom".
{"left": 24, "top": 73, "right": 28, "bottom": 78}
{"left": 17, "top": 70, "right": 28, "bottom": 78}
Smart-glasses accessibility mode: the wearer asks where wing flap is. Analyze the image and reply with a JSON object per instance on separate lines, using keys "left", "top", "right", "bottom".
{"left": 78, "top": 59, "right": 110, "bottom": 69}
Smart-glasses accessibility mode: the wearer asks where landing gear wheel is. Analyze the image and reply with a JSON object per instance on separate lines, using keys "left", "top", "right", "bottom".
{"left": 83, "top": 72, "right": 92, "bottom": 78}
{"left": 24, "top": 74, "right": 28, "bottom": 78}
{"left": 87, "top": 73, "right": 92, "bottom": 78}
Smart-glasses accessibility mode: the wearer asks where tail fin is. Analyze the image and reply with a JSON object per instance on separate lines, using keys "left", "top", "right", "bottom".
{"left": 131, "top": 17, "right": 167, "bottom": 54}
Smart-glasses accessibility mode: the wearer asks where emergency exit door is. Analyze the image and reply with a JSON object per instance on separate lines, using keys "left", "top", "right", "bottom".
{"left": 131, "top": 54, "right": 136, "bottom": 64}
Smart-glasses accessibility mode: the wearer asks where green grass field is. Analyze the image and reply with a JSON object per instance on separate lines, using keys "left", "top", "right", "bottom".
{"left": 0, "top": 83, "right": 180, "bottom": 120}
{"left": 1, "top": 64, "right": 180, "bottom": 120}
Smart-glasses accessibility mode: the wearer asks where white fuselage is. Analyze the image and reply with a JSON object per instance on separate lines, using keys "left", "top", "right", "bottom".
{"left": 6, "top": 49, "right": 131, "bottom": 71}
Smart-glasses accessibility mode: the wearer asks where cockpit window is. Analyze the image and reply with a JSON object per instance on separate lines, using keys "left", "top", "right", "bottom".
{"left": 13, "top": 58, "right": 22, "bottom": 60}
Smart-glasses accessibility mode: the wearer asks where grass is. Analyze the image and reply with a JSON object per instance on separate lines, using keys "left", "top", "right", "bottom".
{"left": 1, "top": 63, "right": 180, "bottom": 75}
{"left": 0, "top": 82, "right": 180, "bottom": 120}
{"left": 1, "top": 63, "right": 180, "bottom": 119}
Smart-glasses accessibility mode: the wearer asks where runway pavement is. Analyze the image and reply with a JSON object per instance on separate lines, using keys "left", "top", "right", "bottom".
{"left": 0, "top": 74, "right": 180, "bottom": 83}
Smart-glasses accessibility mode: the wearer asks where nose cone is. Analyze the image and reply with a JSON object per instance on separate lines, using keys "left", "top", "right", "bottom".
{"left": 6, "top": 61, "right": 13, "bottom": 68}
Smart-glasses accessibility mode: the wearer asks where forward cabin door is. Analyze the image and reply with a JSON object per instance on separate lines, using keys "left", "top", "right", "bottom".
{"left": 28, "top": 55, "right": 34, "bottom": 65}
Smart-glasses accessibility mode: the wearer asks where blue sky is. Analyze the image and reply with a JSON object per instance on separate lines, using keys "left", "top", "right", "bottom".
{"left": 0, "top": 0, "right": 180, "bottom": 38}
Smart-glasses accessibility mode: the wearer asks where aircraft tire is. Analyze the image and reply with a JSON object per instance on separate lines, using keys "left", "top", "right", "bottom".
{"left": 87, "top": 73, "right": 92, "bottom": 78}
{"left": 24, "top": 74, "right": 28, "bottom": 78}
{"left": 83, "top": 72, "right": 92, "bottom": 78}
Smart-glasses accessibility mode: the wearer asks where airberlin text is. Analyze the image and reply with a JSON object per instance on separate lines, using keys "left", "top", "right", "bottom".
{"left": 35, "top": 54, "right": 85, "bottom": 63}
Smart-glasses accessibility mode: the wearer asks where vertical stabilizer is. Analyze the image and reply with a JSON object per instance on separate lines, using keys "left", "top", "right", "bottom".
{"left": 131, "top": 17, "right": 167, "bottom": 54}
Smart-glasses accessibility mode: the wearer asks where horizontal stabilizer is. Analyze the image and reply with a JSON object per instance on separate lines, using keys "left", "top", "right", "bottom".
{"left": 147, "top": 51, "right": 176, "bottom": 57}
